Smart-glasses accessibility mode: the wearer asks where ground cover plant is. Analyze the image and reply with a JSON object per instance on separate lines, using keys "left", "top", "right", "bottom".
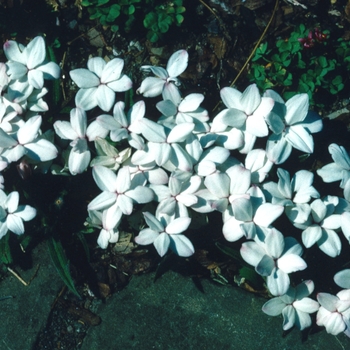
{"left": 1, "top": 30, "right": 350, "bottom": 340}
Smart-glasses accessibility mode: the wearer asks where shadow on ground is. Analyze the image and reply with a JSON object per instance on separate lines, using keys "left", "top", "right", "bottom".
{"left": 2, "top": 242, "right": 349, "bottom": 350}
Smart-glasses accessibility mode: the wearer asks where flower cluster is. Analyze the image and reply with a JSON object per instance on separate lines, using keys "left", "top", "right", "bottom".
{"left": 298, "top": 28, "right": 328, "bottom": 48}
{"left": 1, "top": 36, "right": 350, "bottom": 337}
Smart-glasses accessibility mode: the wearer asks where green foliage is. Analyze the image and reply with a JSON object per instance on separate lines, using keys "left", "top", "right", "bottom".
{"left": 143, "top": 0, "right": 185, "bottom": 42}
{"left": 47, "top": 236, "right": 81, "bottom": 298}
{"left": 81, "top": 0, "right": 185, "bottom": 41}
{"left": 248, "top": 24, "right": 349, "bottom": 106}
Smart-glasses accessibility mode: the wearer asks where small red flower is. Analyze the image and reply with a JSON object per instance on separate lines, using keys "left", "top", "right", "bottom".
{"left": 298, "top": 30, "right": 315, "bottom": 48}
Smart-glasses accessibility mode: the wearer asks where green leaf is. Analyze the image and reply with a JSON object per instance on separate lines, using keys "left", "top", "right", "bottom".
{"left": 238, "top": 266, "right": 265, "bottom": 290}
{"left": 111, "top": 24, "right": 119, "bottom": 32}
{"left": 144, "top": 12, "right": 156, "bottom": 28}
{"left": 107, "top": 4, "right": 120, "bottom": 21}
{"left": 97, "top": 0, "right": 109, "bottom": 5}
{"left": 147, "top": 31, "right": 159, "bottom": 42}
{"left": 176, "top": 14, "right": 184, "bottom": 25}
{"left": 47, "top": 237, "right": 80, "bottom": 298}
{"left": 318, "top": 56, "right": 328, "bottom": 68}
{"left": 0, "top": 233, "right": 12, "bottom": 265}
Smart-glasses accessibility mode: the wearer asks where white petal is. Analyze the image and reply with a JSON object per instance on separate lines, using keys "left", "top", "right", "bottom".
{"left": 166, "top": 217, "right": 191, "bottom": 234}
{"left": 170, "top": 234, "right": 194, "bottom": 257}
{"left": 126, "top": 186, "right": 154, "bottom": 204}
{"left": 96, "top": 85, "right": 115, "bottom": 112}
{"left": 26, "top": 36, "right": 46, "bottom": 69}
{"left": 88, "top": 191, "right": 116, "bottom": 211}
{"left": 277, "top": 254, "right": 307, "bottom": 273}
{"left": 28, "top": 69, "right": 44, "bottom": 89}
{"left": 75, "top": 88, "right": 98, "bottom": 111}
{"left": 6, "top": 214, "right": 24, "bottom": 235}
{"left": 166, "top": 50, "right": 188, "bottom": 77}
{"left": 70, "top": 68, "right": 99, "bottom": 88}
{"left": 92, "top": 166, "right": 118, "bottom": 192}
{"left": 267, "top": 268, "right": 290, "bottom": 296}
{"left": 154, "top": 232, "right": 170, "bottom": 257}
{"left": 254, "top": 203, "right": 284, "bottom": 227}
{"left": 240, "top": 84, "right": 261, "bottom": 115}
{"left": 135, "top": 228, "right": 159, "bottom": 245}
{"left": 100, "top": 58, "right": 123, "bottom": 83}
{"left": 240, "top": 241, "right": 265, "bottom": 267}
{"left": 25, "top": 139, "right": 58, "bottom": 162}
{"left": 262, "top": 298, "right": 286, "bottom": 316}
{"left": 334, "top": 269, "right": 350, "bottom": 289}
{"left": 286, "top": 125, "right": 313, "bottom": 153}
{"left": 285, "top": 93, "right": 309, "bottom": 125}
{"left": 17, "top": 115, "right": 41, "bottom": 144}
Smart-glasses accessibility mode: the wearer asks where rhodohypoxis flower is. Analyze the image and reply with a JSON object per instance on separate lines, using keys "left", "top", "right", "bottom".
{"left": 90, "top": 137, "right": 131, "bottom": 171}
{"left": 134, "top": 211, "right": 193, "bottom": 257}
{"left": 300, "top": 196, "right": 342, "bottom": 257}
{"left": 0, "top": 115, "right": 58, "bottom": 163}
{"left": 222, "top": 198, "right": 284, "bottom": 242}
{"left": 137, "top": 50, "right": 188, "bottom": 99}
{"left": 86, "top": 209, "right": 121, "bottom": 249}
{"left": 204, "top": 164, "right": 251, "bottom": 214}
{"left": 240, "top": 228, "right": 307, "bottom": 296}
{"left": 265, "top": 91, "right": 323, "bottom": 164}
{"left": 3, "top": 36, "right": 60, "bottom": 90}
{"left": 150, "top": 170, "right": 201, "bottom": 218}
{"left": 0, "top": 190, "right": 36, "bottom": 239}
{"left": 96, "top": 100, "right": 146, "bottom": 150}
{"left": 263, "top": 168, "right": 319, "bottom": 206}
{"left": 316, "top": 291, "right": 350, "bottom": 336}
{"left": 87, "top": 165, "right": 154, "bottom": 218}
{"left": 216, "top": 84, "right": 274, "bottom": 153}
{"left": 157, "top": 92, "right": 210, "bottom": 133}
{"left": 54, "top": 107, "right": 108, "bottom": 175}
{"left": 262, "top": 280, "right": 319, "bottom": 330}
{"left": 70, "top": 57, "right": 132, "bottom": 112}
{"left": 131, "top": 118, "right": 195, "bottom": 172}
{"left": 317, "top": 143, "right": 350, "bottom": 189}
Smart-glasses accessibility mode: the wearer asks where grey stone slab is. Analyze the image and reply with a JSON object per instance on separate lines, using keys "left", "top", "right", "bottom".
{"left": 80, "top": 271, "right": 350, "bottom": 350}
{"left": 0, "top": 243, "right": 62, "bottom": 350}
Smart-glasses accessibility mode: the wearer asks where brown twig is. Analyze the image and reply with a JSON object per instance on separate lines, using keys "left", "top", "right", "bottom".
{"left": 212, "top": 0, "right": 280, "bottom": 111}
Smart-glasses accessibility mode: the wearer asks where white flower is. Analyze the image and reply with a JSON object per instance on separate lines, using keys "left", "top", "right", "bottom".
{"left": 150, "top": 170, "right": 201, "bottom": 218}
{"left": 245, "top": 149, "right": 273, "bottom": 183}
{"left": 86, "top": 209, "right": 121, "bottom": 249}
{"left": 87, "top": 165, "right": 154, "bottom": 219}
{"left": 137, "top": 50, "right": 188, "bottom": 99}
{"left": 3, "top": 36, "right": 60, "bottom": 90}
{"left": 262, "top": 280, "right": 319, "bottom": 330}
{"left": 223, "top": 198, "right": 284, "bottom": 242}
{"left": 157, "top": 92, "right": 210, "bottom": 133}
{"left": 265, "top": 91, "right": 323, "bottom": 164}
{"left": 216, "top": 84, "right": 274, "bottom": 153}
{"left": 316, "top": 291, "right": 350, "bottom": 336}
{"left": 90, "top": 137, "right": 132, "bottom": 171}
{"left": 240, "top": 228, "right": 307, "bottom": 296}
{"left": 263, "top": 168, "right": 319, "bottom": 206}
{"left": 134, "top": 211, "right": 193, "bottom": 257}
{"left": 54, "top": 107, "right": 108, "bottom": 175}
{"left": 0, "top": 115, "right": 58, "bottom": 163}
{"left": 317, "top": 143, "right": 350, "bottom": 189}
{"left": 204, "top": 164, "right": 251, "bottom": 214}
{"left": 0, "top": 190, "right": 36, "bottom": 239}
{"left": 96, "top": 100, "right": 146, "bottom": 150}
{"left": 300, "top": 196, "right": 342, "bottom": 257}
{"left": 70, "top": 57, "right": 132, "bottom": 111}
{"left": 131, "top": 118, "right": 194, "bottom": 172}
